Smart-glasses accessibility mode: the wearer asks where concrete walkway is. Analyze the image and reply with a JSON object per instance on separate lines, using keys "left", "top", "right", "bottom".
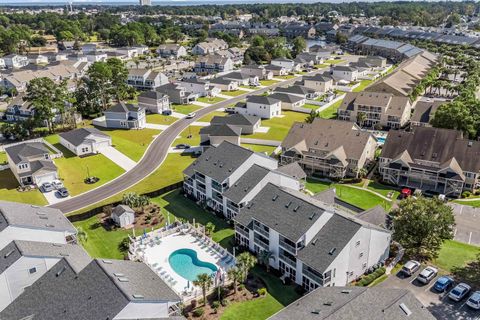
{"left": 170, "top": 112, "right": 186, "bottom": 119}
{"left": 216, "top": 94, "right": 234, "bottom": 99}
{"left": 191, "top": 121, "right": 210, "bottom": 127}
{"left": 193, "top": 101, "right": 211, "bottom": 107}
{"left": 99, "top": 146, "right": 136, "bottom": 171}
{"left": 145, "top": 123, "right": 169, "bottom": 130}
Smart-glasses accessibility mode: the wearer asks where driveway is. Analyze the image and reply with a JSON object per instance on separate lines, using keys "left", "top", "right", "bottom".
{"left": 99, "top": 146, "right": 137, "bottom": 171}
{"left": 380, "top": 268, "right": 478, "bottom": 319}
{"left": 449, "top": 203, "right": 480, "bottom": 246}
{"left": 42, "top": 189, "right": 71, "bottom": 205}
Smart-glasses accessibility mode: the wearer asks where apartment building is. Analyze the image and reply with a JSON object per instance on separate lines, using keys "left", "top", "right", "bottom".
{"left": 127, "top": 69, "right": 168, "bottom": 90}
{"left": 156, "top": 44, "right": 187, "bottom": 59}
{"left": 282, "top": 24, "right": 316, "bottom": 39}
{"left": 379, "top": 127, "right": 480, "bottom": 197}
{"left": 280, "top": 118, "right": 376, "bottom": 178}
{"left": 338, "top": 91, "right": 412, "bottom": 129}
{"left": 191, "top": 38, "right": 228, "bottom": 55}
{"left": 234, "top": 183, "right": 391, "bottom": 290}
{"left": 410, "top": 99, "right": 446, "bottom": 127}
{"left": 193, "top": 55, "right": 234, "bottom": 74}
{"left": 183, "top": 141, "right": 302, "bottom": 219}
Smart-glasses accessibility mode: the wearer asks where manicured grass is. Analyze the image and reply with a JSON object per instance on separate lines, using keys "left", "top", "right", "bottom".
{"left": 246, "top": 111, "right": 307, "bottom": 141}
{"left": 54, "top": 153, "right": 125, "bottom": 196}
{"left": 146, "top": 114, "right": 178, "bottom": 125}
{"left": 275, "top": 75, "right": 296, "bottom": 80}
{"left": 172, "top": 104, "right": 203, "bottom": 115}
{"left": 173, "top": 126, "right": 202, "bottom": 146}
{"left": 0, "top": 152, "right": 7, "bottom": 165}
{"left": 324, "top": 59, "right": 345, "bottom": 64}
{"left": 0, "top": 170, "right": 47, "bottom": 205}
{"left": 241, "top": 144, "right": 277, "bottom": 154}
{"left": 221, "top": 266, "right": 301, "bottom": 320}
{"left": 221, "top": 90, "right": 246, "bottom": 97}
{"left": 198, "top": 111, "right": 227, "bottom": 122}
{"left": 260, "top": 79, "right": 280, "bottom": 86}
{"left": 240, "top": 85, "right": 257, "bottom": 90}
{"left": 453, "top": 199, "right": 480, "bottom": 207}
{"left": 303, "top": 103, "right": 319, "bottom": 110}
{"left": 196, "top": 96, "right": 225, "bottom": 104}
{"left": 353, "top": 79, "right": 373, "bottom": 92}
{"left": 318, "top": 98, "right": 343, "bottom": 119}
{"left": 368, "top": 274, "right": 388, "bottom": 287}
{"left": 433, "top": 240, "right": 480, "bottom": 273}
{"left": 99, "top": 128, "right": 161, "bottom": 162}
{"left": 367, "top": 181, "right": 399, "bottom": 200}
{"left": 305, "top": 178, "right": 332, "bottom": 193}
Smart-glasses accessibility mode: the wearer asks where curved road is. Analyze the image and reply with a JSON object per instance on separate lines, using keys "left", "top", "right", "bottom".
{"left": 49, "top": 75, "right": 308, "bottom": 213}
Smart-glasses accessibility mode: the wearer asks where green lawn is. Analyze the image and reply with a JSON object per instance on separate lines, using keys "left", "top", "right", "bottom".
{"left": 221, "top": 90, "right": 247, "bottom": 97}
{"left": 241, "top": 144, "right": 277, "bottom": 154}
{"left": 240, "top": 85, "right": 258, "bottom": 90}
{"left": 198, "top": 111, "right": 227, "bottom": 122}
{"left": 453, "top": 199, "right": 480, "bottom": 207}
{"left": 146, "top": 114, "right": 178, "bottom": 125}
{"left": 54, "top": 153, "right": 125, "bottom": 196}
{"left": 353, "top": 80, "right": 373, "bottom": 92}
{"left": 260, "top": 79, "right": 280, "bottom": 86}
{"left": 303, "top": 103, "right": 319, "bottom": 110}
{"left": 318, "top": 98, "right": 343, "bottom": 119}
{"left": 275, "top": 75, "right": 296, "bottom": 80}
{"left": 173, "top": 126, "right": 202, "bottom": 146}
{"left": 172, "top": 104, "right": 203, "bottom": 115}
{"left": 221, "top": 266, "right": 301, "bottom": 320}
{"left": 433, "top": 240, "right": 480, "bottom": 273}
{"left": 367, "top": 181, "right": 399, "bottom": 200}
{"left": 0, "top": 170, "right": 47, "bottom": 205}
{"left": 99, "top": 128, "right": 161, "bottom": 162}
{"left": 196, "top": 96, "right": 225, "bottom": 104}
{"left": 0, "top": 152, "right": 6, "bottom": 165}
{"left": 324, "top": 59, "right": 345, "bottom": 64}
{"left": 245, "top": 111, "right": 307, "bottom": 141}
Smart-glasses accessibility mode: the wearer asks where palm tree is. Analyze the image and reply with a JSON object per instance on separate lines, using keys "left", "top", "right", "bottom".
{"left": 76, "top": 227, "right": 88, "bottom": 244}
{"left": 205, "top": 222, "right": 215, "bottom": 235}
{"left": 237, "top": 252, "right": 257, "bottom": 282}
{"left": 193, "top": 273, "right": 213, "bottom": 306}
{"left": 227, "top": 267, "right": 243, "bottom": 294}
{"left": 258, "top": 250, "right": 274, "bottom": 272}
{"left": 305, "top": 110, "right": 318, "bottom": 123}
{"left": 357, "top": 112, "right": 367, "bottom": 128}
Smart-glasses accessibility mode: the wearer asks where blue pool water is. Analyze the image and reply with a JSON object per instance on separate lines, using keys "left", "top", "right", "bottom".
{"left": 169, "top": 248, "right": 217, "bottom": 281}
{"left": 377, "top": 137, "right": 386, "bottom": 144}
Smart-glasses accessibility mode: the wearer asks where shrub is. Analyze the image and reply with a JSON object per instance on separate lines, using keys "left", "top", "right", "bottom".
{"left": 462, "top": 191, "right": 471, "bottom": 198}
{"left": 221, "top": 299, "right": 229, "bottom": 306}
{"left": 475, "top": 190, "right": 480, "bottom": 196}
{"left": 356, "top": 267, "right": 386, "bottom": 287}
{"left": 211, "top": 301, "right": 220, "bottom": 309}
{"left": 238, "top": 284, "right": 245, "bottom": 291}
{"left": 257, "top": 288, "right": 267, "bottom": 296}
{"left": 190, "top": 299, "right": 197, "bottom": 309}
{"left": 193, "top": 308, "right": 204, "bottom": 317}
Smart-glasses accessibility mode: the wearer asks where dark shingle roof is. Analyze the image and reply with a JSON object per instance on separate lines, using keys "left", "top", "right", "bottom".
{"left": 247, "top": 95, "right": 280, "bottom": 105}
{"left": 183, "top": 141, "right": 254, "bottom": 183}
{"left": 139, "top": 90, "right": 168, "bottom": 100}
{"left": 268, "top": 92, "right": 304, "bottom": 104}
{"left": 4, "top": 142, "right": 48, "bottom": 164}
{"left": 59, "top": 128, "right": 110, "bottom": 147}
{"left": 356, "top": 205, "right": 387, "bottom": 227}
{"left": 234, "top": 183, "right": 326, "bottom": 242}
{"left": 106, "top": 102, "right": 140, "bottom": 113}
{"left": 274, "top": 162, "right": 306, "bottom": 180}
{"left": 211, "top": 114, "right": 260, "bottom": 126}
{"left": 296, "top": 214, "right": 362, "bottom": 273}
{"left": 411, "top": 99, "right": 445, "bottom": 124}
{"left": 269, "top": 286, "right": 436, "bottom": 320}
{"left": 223, "top": 165, "right": 271, "bottom": 203}
{"left": 199, "top": 124, "right": 242, "bottom": 137}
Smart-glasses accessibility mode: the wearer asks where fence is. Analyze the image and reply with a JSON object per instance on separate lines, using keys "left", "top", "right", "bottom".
{"left": 67, "top": 181, "right": 184, "bottom": 222}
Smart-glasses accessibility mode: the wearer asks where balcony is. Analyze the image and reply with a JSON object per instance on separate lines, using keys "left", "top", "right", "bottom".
{"left": 213, "top": 193, "right": 223, "bottom": 204}
{"left": 253, "top": 225, "right": 269, "bottom": 238}
{"left": 196, "top": 175, "right": 206, "bottom": 184}
{"left": 184, "top": 178, "right": 194, "bottom": 187}
{"left": 279, "top": 239, "right": 296, "bottom": 255}
{"left": 303, "top": 268, "right": 324, "bottom": 286}
{"left": 227, "top": 202, "right": 239, "bottom": 212}
{"left": 197, "top": 185, "right": 206, "bottom": 194}
{"left": 279, "top": 253, "right": 297, "bottom": 268}
{"left": 235, "top": 226, "right": 249, "bottom": 238}
{"left": 253, "top": 234, "right": 269, "bottom": 250}
{"left": 212, "top": 182, "right": 223, "bottom": 193}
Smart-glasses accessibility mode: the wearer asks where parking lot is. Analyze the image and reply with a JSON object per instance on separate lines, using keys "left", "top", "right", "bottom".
{"left": 449, "top": 203, "right": 480, "bottom": 246}
{"left": 379, "top": 267, "right": 479, "bottom": 319}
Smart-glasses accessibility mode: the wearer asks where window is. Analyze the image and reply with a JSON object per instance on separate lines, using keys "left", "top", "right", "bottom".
{"left": 29, "top": 267, "right": 37, "bottom": 274}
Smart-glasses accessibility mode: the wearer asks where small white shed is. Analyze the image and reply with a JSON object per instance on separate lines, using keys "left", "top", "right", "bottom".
{"left": 111, "top": 205, "right": 135, "bottom": 228}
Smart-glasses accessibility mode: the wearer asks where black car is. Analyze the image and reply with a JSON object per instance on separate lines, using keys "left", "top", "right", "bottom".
{"left": 175, "top": 144, "right": 191, "bottom": 149}
{"left": 57, "top": 188, "right": 69, "bottom": 198}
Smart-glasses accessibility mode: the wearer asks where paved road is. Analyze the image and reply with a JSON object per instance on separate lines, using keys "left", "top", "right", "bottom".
{"left": 449, "top": 203, "right": 480, "bottom": 246}
{"left": 48, "top": 74, "right": 316, "bottom": 213}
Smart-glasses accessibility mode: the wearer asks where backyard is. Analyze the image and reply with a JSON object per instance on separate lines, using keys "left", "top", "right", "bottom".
{"left": 317, "top": 98, "right": 343, "bottom": 119}
{"left": 172, "top": 104, "right": 203, "bottom": 115}
{"left": 259, "top": 79, "right": 280, "bottom": 86}
{"left": 0, "top": 170, "right": 47, "bottom": 205}
{"left": 245, "top": 111, "right": 307, "bottom": 141}
{"left": 241, "top": 143, "right": 277, "bottom": 155}
{"left": 146, "top": 114, "right": 178, "bottom": 125}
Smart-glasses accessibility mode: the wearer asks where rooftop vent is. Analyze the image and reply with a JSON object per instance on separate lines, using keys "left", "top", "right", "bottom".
{"left": 56, "top": 265, "right": 67, "bottom": 277}
{"left": 118, "top": 277, "right": 129, "bottom": 282}
{"left": 323, "top": 301, "right": 333, "bottom": 306}
{"left": 59, "top": 253, "right": 69, "bottom": 257}
{"left": 132, "top": 294, "right": 144, "bottom": 299}
{"left": 293, "top": 205, "right": 300, "bottom": 212}
{"left": 399, "top": 303, "right": 412, "bottom": 316}
{"left": 312, "top": 238, "right": 318, "bottom": 245}
{"left": 102, "top": 260, "right": 113, "bottom": 264}
{"left": 328, "top": 248, "right": 336, "bottom": 255}
{"left": 341, "top": 289, "right": 352, "bottom": 294}
{"left": 285, "top": 201, "right": 292, "bottom": 208}
{"left": 272, "top": 194, "right": 279, "bottom": 201}
{"left": 309, "top": 212, "right": 316, "bottom": 220}
{"left": 311, "top": 309, "right": 321, "bottom": 315}
{"left": 114, "top": 273, "right": 125, "bottom": 277}
{"left": 247, "top": 202, "right": 254, "bottom": 209}
{"left": 45, "top": 224, "right": 55, "bottom": 228}
{"left": 468, "top": 141, "right": 473, "bottom": 147}
{"left": 4, "top": 250, "right": 14, "bottom": 258}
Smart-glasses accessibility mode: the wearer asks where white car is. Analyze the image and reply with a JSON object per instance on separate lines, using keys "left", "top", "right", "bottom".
{"left": 401, "top": 260, "right": 421, "bottom": 276}
{"left": 467, "top": 291, "right": 480, "bottom": 310}
{"left": 186, "top": 112, "right": 196, "bottom": 119}
{"left": 448, "top": 283, "right": 471, "bottom": 302}
{"left": 52, "top": 180, "right": 64, "bottom": 190}
{"left": 416, "top": 266, "right": 438, "bottom": 284}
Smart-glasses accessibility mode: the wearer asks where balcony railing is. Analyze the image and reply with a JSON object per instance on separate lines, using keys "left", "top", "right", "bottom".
{"left": 227, "top": 202, "right": 239, "bottom": 212}
{"left": 235, "top": 227, "right": 249, "bottom": 238}
{"left": 197, "top": 185, "right": 206, "bottom": 194}
{"left": 253, "top": 225, "right": 269, "bottom": 238}
{"left": 196, "top": 175, "right": 206, "bottom": 184}
{"left": 279, "top": 253, "right": 297, "bottom": 268}
{"left": 253, "top": 234, "right": 269, "bottom": 250}
{"left": 279, "top": 239, "right": 296, "bottom": 255}
{"left": 303, "top": 269, "right": 324, "bottom": 286}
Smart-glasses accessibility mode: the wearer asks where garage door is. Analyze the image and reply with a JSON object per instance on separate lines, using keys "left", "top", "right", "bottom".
{"left": 96, "top": 140, "right": 111, "bottom": 151}
{"left": 35, "top": 173, "right": 57, "bottom": 185}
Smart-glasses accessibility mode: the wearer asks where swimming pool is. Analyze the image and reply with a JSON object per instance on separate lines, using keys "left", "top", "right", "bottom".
{"left": 376, "top": 137, "right": 386, "bottom": 144}
{"left": 169, "top": 248, "right": 218, "bottom": 281}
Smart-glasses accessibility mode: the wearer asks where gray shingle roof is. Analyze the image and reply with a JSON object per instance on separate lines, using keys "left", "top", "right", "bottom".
{"left": 269, "top": 286, "right": 435, "bottom": 320}
{"left": 211, "top": 114, "right": 260, "bottom": 126}
{"left": 4, "top": 142, "right": 48, "bottom": 164}
{"left": 0, "top": 242, "right": 22, "bottom": 274}
{"left": 274, "top": 85, "right": 315, "bottom": 96}
{"left": 234, "top": 183, "right": 326, "bottom": 242}
{"left": 274, "top": 162, "right": 306, "bottom": 180}
{"left": 59, "top": 128, "right": 110, "bottom": 147}
{"left": 199, "top": 124, "right": 242, "bottom": 137}
{"left": 223, "top": 165, "right": 271, "bottom": 203}
{"left": 268, "top": 92, "right": 304, "bottom": 104}
{"left": 106, "top": 101, "right": 140, "bottom": 113}
{"left": 183, "top": 141, "right": 254, "bottom": 183}
{"left": 296, "top": 214, "right": 362, "bottom": 273}
{"left": 0, "top": 201, "right": 76, "bottom": 233}
{"left": 139, "top": 90, "right": 168, "bottom": 100}
{"left": 111, "top": 205, "right": 135, "bottom": 218}
{"left": 356, "top": 205, "right": 387, "bottom": 227}
{"left": 247, "top": 95, "right": 280, "bottom": 105}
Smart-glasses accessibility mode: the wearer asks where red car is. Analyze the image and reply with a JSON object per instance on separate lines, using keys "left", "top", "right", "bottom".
{"left": 400, "top": 188, "right": 412, "bottom": 199}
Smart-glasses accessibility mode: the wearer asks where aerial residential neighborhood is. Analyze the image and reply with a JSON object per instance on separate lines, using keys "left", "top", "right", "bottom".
{"left": 0, "top": 1, "right": 479, "bottom": 319}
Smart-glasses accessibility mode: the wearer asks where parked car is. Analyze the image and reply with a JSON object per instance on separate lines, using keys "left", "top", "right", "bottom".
{"left": 162, "top": 110, "right": 172, "bottom": 115}
{"left": 401, "top": 260, "right": 421, "bottom": 276}
{"left": 186, "top": 112, "right": 196, "bottom": 119}
{"left": 175, "top": 144, "right": 191, "bottom": 149}
{"left": 52, "top": 180, "right": 64, "bottom": 189}
{"left": 41, "top": 182, "right": 54, "bottom": 193}
{"left": 416, "top": 266, "right": 438, "bottom": 284}
{"left": 225, "top": 107, "right": 236, "bottom": 113}
{"left": 466, "top": 291, "right": 480, "bottom": 310}
{"left": 448, "top": 283, "right": 471, "bottom": 302}
{"left": 57, "top": 188, "right": 69, "bottom": 198}
{"left": 433, "top": 276, "right": 454, "bottom": 292}
{"left": 399, "top": 188, "right": 412, "bottom": 199}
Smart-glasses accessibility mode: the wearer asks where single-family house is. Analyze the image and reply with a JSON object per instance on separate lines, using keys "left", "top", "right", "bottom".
{"left": 223, "top": 72, "right": 259, "bottom": 86}
{"left": 104, "top": 102, "right": 146, "bottom": 129}
{"left": 156, "top": 83, "right": 197, "bottom": 105}
{"left": 210, "top": 114, "right": 261, "bottom": 134}
{"left": 59, "top": 128, "right": 112, "bottom": 156}
{"left": 181, "top": 78, "right": 220, "bottom": 97}
{"left": 302, "top": 74, "right": 334, "bottom": 93}
{"left": 191, "top": 38, "right": 228, "bottom": 55}
{"left": 200, "top": 124, "right": 242, "bottom": 147}
{"left": 138, "top": 90, "right": 171, "bottom": 114}
{"left": 4, "top": 142, "right": 58, "bottom": 186}
{"left": 209, "top": 77, "right": 239, "bottom": 91}
{"left": 264, "top": 64, "right": 289, "bottom": 76}
{"left": 274, "top": 85, "right": 319, "bottom": 100}
{"left": 235, "top": 95, "right": 282, "bottom": 119}
{"left": 268, "top": 92, "right": 306, "bottom": 110}
{"left": 241, "top": 64, "right": 273, "bottom": 80}
{"left": 271, "top": 58, "right": 296, "bottom": 72}
{"left": 331, "top": 65, "right": 359, "bottom": 82}
{"left": 194, "top": 55, "right": 234, "bottom": 74}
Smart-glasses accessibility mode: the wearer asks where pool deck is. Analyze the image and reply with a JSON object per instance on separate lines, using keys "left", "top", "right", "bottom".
{"left": 132, "top": 229, "right": 235, "bottom": 298}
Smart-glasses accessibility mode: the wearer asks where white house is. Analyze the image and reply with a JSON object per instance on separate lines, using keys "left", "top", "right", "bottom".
{"left": 271, "top": 58, "right": 295, "bottom": 72}
{"left": 59, "top": 128, "right": 112, "bottom": 156}
{"left": 183, "top": 141, "right": 303, "bottom": 219}
{"left": 268, "top": 92, "right": 306, "bottom": 110}
{"left": 3, "top": 54, "right": 29, "bottom": 69}
{"left": 85, "top": 51, "right": 108, "bottom": 62}
{"left": 180, "top": 78, "right": 220, "bottom": 97}
{"left": 4, "top": 142, "right": 58, "bottom": 186}
{"left": 157, "top": 44, "right": 187, "bottom": 59}
{"left": 234, "top": 183, "right": 391, "bottom": 291}
{"left": 331, "top": 65, "right": 359, "bottom": 82}
{"left": 138, "top": 91, "right": 171, "bottom": 114}
{"left": 235, "top": 95, "right": 282, "bottom": 119}
{"left": 111, "top": 205, "right": 135, "bottom": 228}
{"left": 103, "top": 102, "right": 146, "bottom": 129}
